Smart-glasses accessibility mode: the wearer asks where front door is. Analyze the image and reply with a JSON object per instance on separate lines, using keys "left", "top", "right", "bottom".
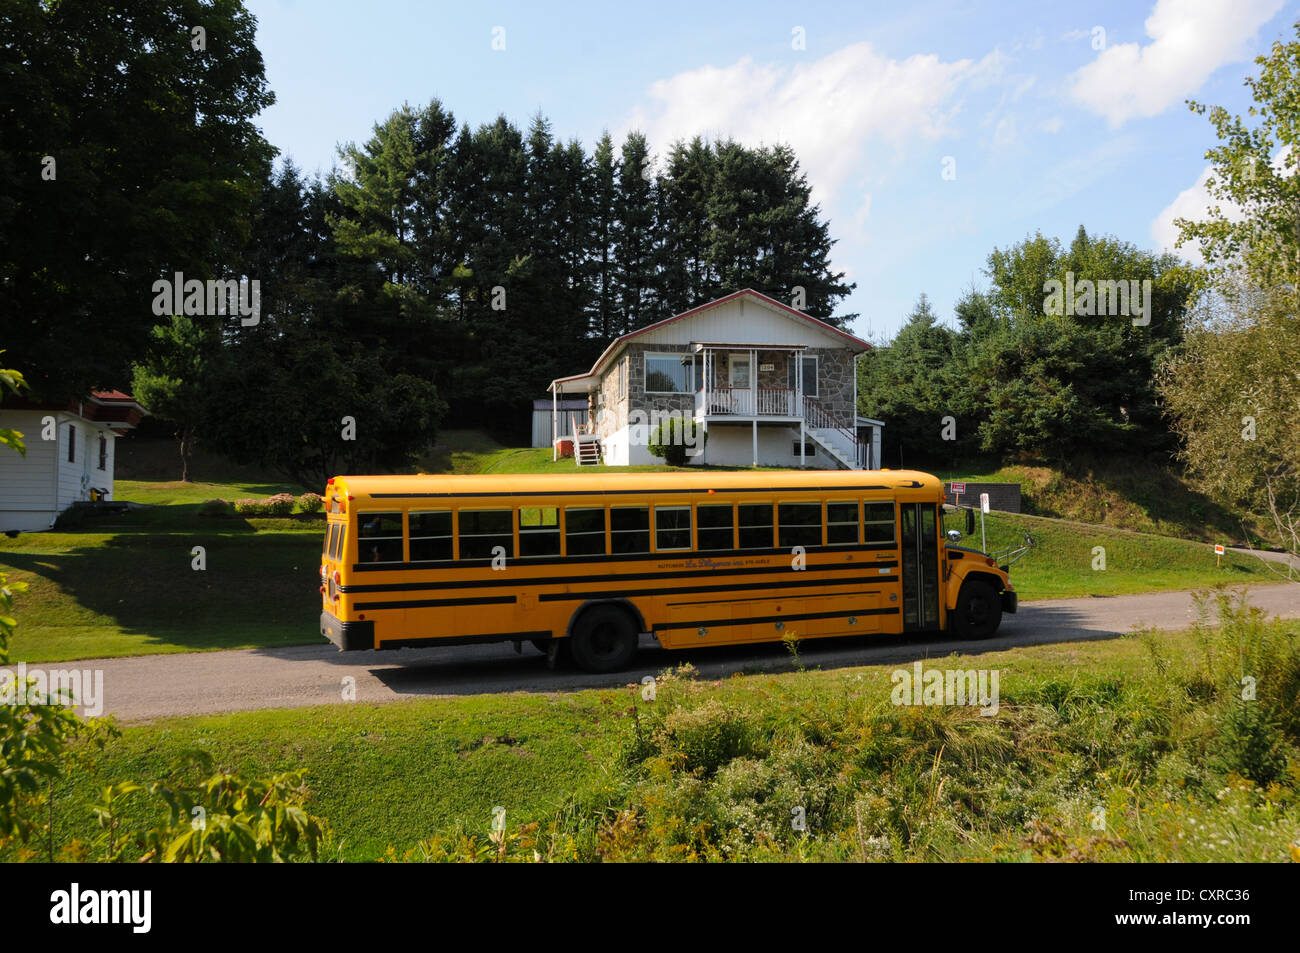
{"left": 900, "top": 502, "right": 941, "bottom": 631}
{"left": 728, "top": 354, "right": 750, "bottom": 388}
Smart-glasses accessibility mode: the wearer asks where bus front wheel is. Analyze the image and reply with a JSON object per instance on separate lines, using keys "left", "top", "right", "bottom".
{"left": 954, "top": 580, "right": 1002, "bottom": 639}
{"left": 569, "top": 605, "right": 639, "bottom": 673}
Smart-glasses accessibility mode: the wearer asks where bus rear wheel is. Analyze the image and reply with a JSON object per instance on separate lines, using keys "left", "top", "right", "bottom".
{"left": 954, "top": 580, "right": 1001, "bottom": 639}
{"left": 569, "top": 605, "right": 639, "bottom": 673}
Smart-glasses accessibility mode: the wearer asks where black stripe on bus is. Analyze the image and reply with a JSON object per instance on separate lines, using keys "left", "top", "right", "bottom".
{"left": 350, "top": 543, "right": 900, "bottom": 573}
{"left": 339, "top": 559, "right": 900, "bottom": 594}
{"left": 378, "top": 630, "right": 552, "bottom": 650}
{"left": 652, "top": 605, "right": 900, "bottom": 633}
{"left": 367, "top": 484, "right": 894, "bottom": 499}
{"left": 539, "top": 576, "right": 899, "bottom": 603}
{"left": 667, "top": 590, "right": 884, "bottom": 608}
{"left": 353, "top": 595, "right": 518, "bottom": 611}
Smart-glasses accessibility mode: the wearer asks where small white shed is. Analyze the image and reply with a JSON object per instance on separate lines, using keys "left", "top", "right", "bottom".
{"left": 0, "top": 391, "right": 144, "bottom": 534}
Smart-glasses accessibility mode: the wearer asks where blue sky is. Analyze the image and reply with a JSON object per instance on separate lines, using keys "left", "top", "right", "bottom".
{"left": 246, "top": 0, "right": 1296, "bottom": 340}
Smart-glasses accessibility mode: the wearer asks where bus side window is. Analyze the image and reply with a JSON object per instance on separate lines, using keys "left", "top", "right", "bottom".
{"left": 696, "top": 503, "right": 735, "bottom": 551}
{"left": 778, "top": 502, "right": 822, "bottom": 548}
{"left": 654, "top": 505, "right": 692, "bottom": 551}
{"left": 458, "top": 510, "right": 514, "bottom": 560}
{"left": 610, "top": 506, "right": 650, "bottom": 554}
{"left": 565, "top": 508, "right": 606, "bottom": 556}
{"left": 738, "top": 503, "right": 774, "bottom": 549}
{"left": 826, "top": 501, "right": 860, "bottom": 544}
{"left": 410, "top": 510, "right": 453, "bottom": 561}
{"left": 357, "top": 512, "right": 403, "bottom": 563}
{"left": 324, "top": 523, "right": 336, "bottom": 557}
{"left": 519, "top": 506, "right": 561, "bottom": 557}
{"left": 863, "top": 501, "right": 896, "bottom": 546}
{"left": 331, "top": 523, "right": 345, "bottom": 561}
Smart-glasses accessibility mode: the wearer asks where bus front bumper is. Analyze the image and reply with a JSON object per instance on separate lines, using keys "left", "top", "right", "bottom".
{"left": 321, "top": 611, "right": 374, "bottom": 651}
{"left": 1001, "top": 590, "right": 1018, "bottom": 614}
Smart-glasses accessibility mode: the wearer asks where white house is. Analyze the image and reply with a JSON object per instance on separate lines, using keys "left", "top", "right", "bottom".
{"left": 0, "top": 390, "right": 145, "bottom": 534}
{"left": 549, "top": 290, "right": 882, "bottom": 469}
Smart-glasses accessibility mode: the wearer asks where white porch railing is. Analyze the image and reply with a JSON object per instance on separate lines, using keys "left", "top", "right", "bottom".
{"left": 695, "top": 387, "right": 797, "bottom": 417}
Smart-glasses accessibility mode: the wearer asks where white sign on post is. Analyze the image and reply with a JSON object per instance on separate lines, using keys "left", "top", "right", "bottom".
{"left": 980, "top": 492, "right": 990, "bottom": 514}
{"left": 1214, "top": 544, "right": 1225, "bottom": 555}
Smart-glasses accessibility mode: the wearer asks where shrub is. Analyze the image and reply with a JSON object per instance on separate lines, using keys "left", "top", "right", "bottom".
{"left": 231, "top": 498, "right": 267, "bottom": 516}
{"left": 647, "top": 417, "right": 707, "bottom": 467}
{"left": 197, "top": 498, "right": 230, "bottom": 517}
{"left": 296, "top": 492, "right": 323, "bottom": 514}
{"left": 262, "top": 493, "right": 296, "bottom": 517}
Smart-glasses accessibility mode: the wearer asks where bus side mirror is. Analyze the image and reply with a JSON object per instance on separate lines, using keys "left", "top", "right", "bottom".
{"left": 965, "top": 508, "right": 975, "bottom": 536}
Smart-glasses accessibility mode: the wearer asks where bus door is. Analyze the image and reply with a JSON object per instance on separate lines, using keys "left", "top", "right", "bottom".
{"left": 899, "top": 502, "right": 941, "bottom": 631}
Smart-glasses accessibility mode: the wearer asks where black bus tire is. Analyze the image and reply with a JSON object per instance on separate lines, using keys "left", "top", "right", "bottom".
{"left": 568, "top": 605, "right": 639, "bottom": 673}
{"left": 954, "top": 580, "right": 1002, "bottom": 639}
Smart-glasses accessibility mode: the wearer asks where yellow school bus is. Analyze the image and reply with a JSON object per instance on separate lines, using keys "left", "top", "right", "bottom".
{"left": 317, "top": 469, "right": 1017, "bottom": 672}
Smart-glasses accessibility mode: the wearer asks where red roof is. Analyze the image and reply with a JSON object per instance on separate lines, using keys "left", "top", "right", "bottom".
{"left": 551, "top": 289, "right": 869, "bottom": 390}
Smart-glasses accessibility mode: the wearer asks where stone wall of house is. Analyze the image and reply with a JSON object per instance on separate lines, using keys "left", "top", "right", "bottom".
{"left": 806, "top": 347, "right": 856, "bottom": 423}
{"left": 591, "top": 354, "right": 629, "bottom": 439}
{"left": 624, "top": 342, "right": 696, "bottom": 419}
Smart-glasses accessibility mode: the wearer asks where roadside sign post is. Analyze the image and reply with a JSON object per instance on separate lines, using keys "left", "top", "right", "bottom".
{"left": 980, "top": 492, "right": 990, "bottom": 553}
{"left": 951, "top": 481, "right": 966, "bottom": 507}
{"left": 1214, "top": 543, "right": 1224, "bottom": 567}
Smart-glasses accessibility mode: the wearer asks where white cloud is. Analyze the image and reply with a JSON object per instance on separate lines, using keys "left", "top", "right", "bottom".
{"left": 1041, "top": 116, "right": 1064, "bottom": 133}
{"left": 1151, "top": 166, "right": 1217, "bottom": 263}
{"left": 1151, "top": 147, "right": 1292, "bottom": 263}
{"left": 622, "top": 42, "right": 999, "bottom": 205}
{"left": 1068, "top": 0, "right": 1284, "bottom": 126}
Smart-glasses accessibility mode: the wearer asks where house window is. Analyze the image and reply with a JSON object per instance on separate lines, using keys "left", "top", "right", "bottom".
{"left": 792, "top": 441, "right": 817, "bottom": 458}
{"left": 787, "top": 355, "right": 818, "bottom": 396}
{"left": 645, "top": 352, "right": 694, "bottom": 394}
{"left": 98, "top": 435, "right": 108, "bottom": 471}
{"left": 67, "top": 424, "right": 75, "bottom": 463}
{"left": 618, "top": 360, "right": 628, "bottom": 399}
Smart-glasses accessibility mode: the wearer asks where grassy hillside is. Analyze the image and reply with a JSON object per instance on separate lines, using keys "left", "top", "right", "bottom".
{"left": 20, "top": 595, "right": 1300, "bottom": 862}
{"left": 936, "top": 457, "right": 1265, "bottom": 545}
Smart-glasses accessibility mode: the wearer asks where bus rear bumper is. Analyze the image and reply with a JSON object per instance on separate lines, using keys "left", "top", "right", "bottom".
{"left": 321, "top": 611, "right": 374, "bottom": 651}
{"left": 1001, "top": 590, "right": 1018, "bottom": 614}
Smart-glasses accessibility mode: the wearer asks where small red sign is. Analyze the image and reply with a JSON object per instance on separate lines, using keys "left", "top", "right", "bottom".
{"left": 1214, "top": 544, "right": 1225, "bottom": 555}
{"left": 950, "top": 482, "right": 966, "bottom": 494}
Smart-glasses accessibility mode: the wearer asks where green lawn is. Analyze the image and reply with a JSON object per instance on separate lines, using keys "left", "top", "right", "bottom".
{"left": 23, "top": 602, "right": 1300, "bottom": 862}
{"left": 0, "top": 465, "right": 1278, "bottom": 663}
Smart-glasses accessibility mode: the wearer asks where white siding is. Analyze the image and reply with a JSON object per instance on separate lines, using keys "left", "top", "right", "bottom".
{"left": 634, "top": 297, "right": 848, "bottom": 350}
{"left": 0, "top": 411, "right": 59, "bottom": 510}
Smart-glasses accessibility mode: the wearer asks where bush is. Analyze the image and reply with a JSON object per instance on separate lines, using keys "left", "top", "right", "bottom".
{"left": 197, "top": 499, "right": 230, "bottom": 517}
{"left": 232, "top": 494, "right": 296, "bottom": 517}
{"left": 262, "top": 493, "right": 296, "bottom": 517}
{"left": 296, "top": 492, "right": 323, "bottom": 514}
{"left": 647, "top": 417, "right": 707, "bottom": 467}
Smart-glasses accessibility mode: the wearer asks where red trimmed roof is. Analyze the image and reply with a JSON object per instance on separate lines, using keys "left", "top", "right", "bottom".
{"left": 551, "top": 289, "right": 868, "bottom": 390}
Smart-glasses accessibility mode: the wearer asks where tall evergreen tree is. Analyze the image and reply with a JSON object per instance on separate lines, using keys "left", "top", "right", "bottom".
{"left": 612, "top": 132, "right": 659, "bottom": 332}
